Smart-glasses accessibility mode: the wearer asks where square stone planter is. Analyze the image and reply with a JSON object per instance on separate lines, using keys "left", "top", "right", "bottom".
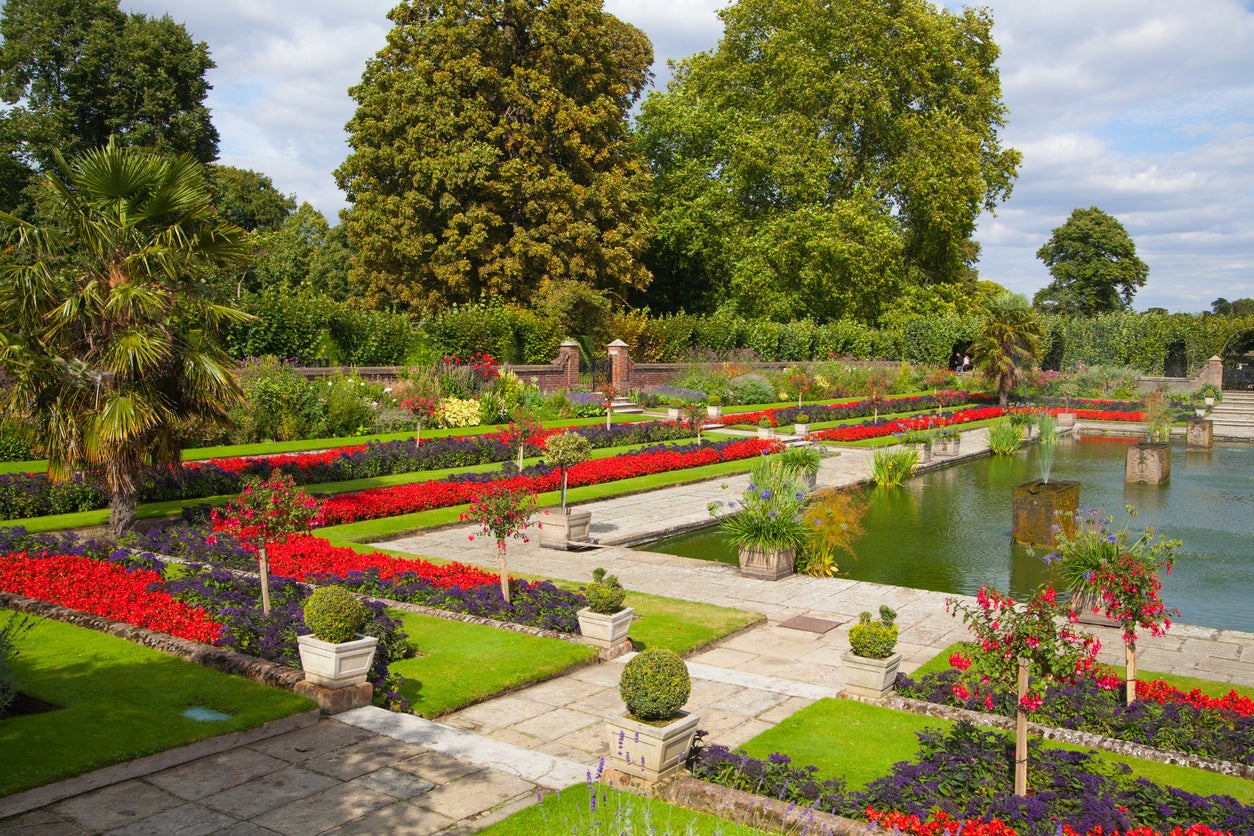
{"left": 577, "top": 606, "right": 634, "bottom": 649}
{"left": 758, "top": 426, "right": 774, "bottom": 439}
{"left": 1125, "top": 441, "right": 1171, "bottom": 485}
{"left": 794, "top": 423, "right": 810, "bottom": 436}
{"left": 606, "top": 710, "right": 700, "bottom": 783}
{"left": 667, "top": 407, "right": 682, "bottom": 420}
{"left": 1011, "top": 480, "right": 1080, "bottom": 548}
{"left": 1056, "top": 412, "right": 1077, "bottom": 429}
{"left": 296, "top": 633, "right": 379, "bottom": 688}
{"left": 932, "top": 436, "right": 960, "bottom": 457}
{"left": 737, "top": 544, "right": 795, "bottom": 581}
{"left": 538, "top": 508, "right": 592, "bottom": 550}
{"left": 842, "top": 650, "right": 903, "bottom": 699}
{"left": 1186, "top": 418, "right": 1213, "bottom": 450}
{"left": 707, "top": 405, "right": 723, "bottom": 420}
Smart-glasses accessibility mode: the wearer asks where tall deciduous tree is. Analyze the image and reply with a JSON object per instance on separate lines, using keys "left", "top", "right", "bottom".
{"left": 972, "top": 291, "right": 1042, "bottom": 406}
{"left": 0, "top": 0, "right": 218, "bottom": 211}
{"left": 0, "top": 140, "right": 250, "bottom": 536}
{"left": 634, "top": 0, "right": 1021, "bottom": 323}
{"left": 206, "top": 165, "right": 296, "bottom": 233}
{"left": 1034, "top": 207, "right": 1148, "bottom": 315}
{"left": 336, "top": 0, "right": 654, "bottom": 312}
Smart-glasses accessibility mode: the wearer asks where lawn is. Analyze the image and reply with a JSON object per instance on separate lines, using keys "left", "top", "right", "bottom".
{"left": 0, "top": 611, "right": 315, "bottom": 796}
{"left": 386, "top": 610, "right": 597, "bottom": 717}
{"left": 736, "top": 698, "right": 1254, "bottom": 802}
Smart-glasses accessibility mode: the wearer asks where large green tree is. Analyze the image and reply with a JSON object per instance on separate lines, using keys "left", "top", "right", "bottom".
{"left": 1034, "top": 207, "right": 1148, "bottom": 315}
{"left": 206, "top": 165, "right": 296, "bottom": 233}
{"left": 0, "top": 140, "right": 250, "bottom": 535}
{"left": 634, "top": 0, "right": 1020, "bottom": 323}
{"left": 0, "top": 0, "right": 218, "bottom": 211}
{"left": 336, "top": 0, "right": 654, "bottom": 312}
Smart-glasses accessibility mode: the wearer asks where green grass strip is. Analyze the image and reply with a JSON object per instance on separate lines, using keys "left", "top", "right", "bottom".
{"left": 385, "top": 610, "right": 596, "bottom": 718}
{"left": 0, "top": 610, "right": 314, "bottom": 796}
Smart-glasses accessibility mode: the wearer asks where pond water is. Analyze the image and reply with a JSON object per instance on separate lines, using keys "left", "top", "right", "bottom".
{"left": 634, "top": 438, "right": 1254, "bottom": 633}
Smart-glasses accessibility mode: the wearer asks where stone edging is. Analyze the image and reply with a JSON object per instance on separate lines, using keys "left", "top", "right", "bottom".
{"left": 657, "top": 774, "right": 868, "bottom": 835}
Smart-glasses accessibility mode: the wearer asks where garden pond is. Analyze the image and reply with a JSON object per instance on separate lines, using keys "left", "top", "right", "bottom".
{"left": 636, "top": 437, "right": 1254, "bottom": 633}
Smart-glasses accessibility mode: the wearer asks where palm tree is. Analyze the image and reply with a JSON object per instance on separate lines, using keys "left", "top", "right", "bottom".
{"left": 971, "top": 292, "right": 1043, "bottom": 406}
{"left": 0, "top": 139, "right": 250, "bottom": 536}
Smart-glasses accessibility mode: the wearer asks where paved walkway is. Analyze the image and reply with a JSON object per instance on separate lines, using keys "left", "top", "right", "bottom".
{"left": 5, "top": 426, "right": 1253, "bottom": 834}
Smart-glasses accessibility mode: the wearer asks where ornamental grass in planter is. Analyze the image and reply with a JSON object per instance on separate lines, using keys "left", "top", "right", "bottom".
{"left": 297, "top": 586, "right": 379, "bottom": 689}
{"left": 710, "top": 458, "right": 809, "bottom": 581}
{"left": 842, "top": 605, "right": 901, "bottom": 698}
{"left": 607, "top": 648, "right": 698, "bottom": 782}
{"left": 577, "top": 567, "right": 634, "bottom": 650}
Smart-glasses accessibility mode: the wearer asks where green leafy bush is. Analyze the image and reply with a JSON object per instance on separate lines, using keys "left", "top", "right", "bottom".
{"left": 303, "top": 586, "right": 368, "bottom": 643}
{"left": 848, "top": 605, "right": 898, "bottom": 659}
{"left": 870, "top": 446, "right": 918, "bottom": 487}
{"left": 585, "top": 567, "right": 626, "bottom": 615}
{"left": 728, "top": 373, "right": 775, "bottom": 405}
{"left": 986, "top": 418, "right": 1023, "bottom": 455}
{"left": 0, "top": 416, "right": 35, "bottom": 462}
{"left": 620, "top": 648, "right": 690, "bottom": 721}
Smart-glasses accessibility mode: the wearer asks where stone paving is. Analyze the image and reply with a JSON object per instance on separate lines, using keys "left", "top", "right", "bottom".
{"left": 4, "top": 424, "right": 1253, "bottom": 834}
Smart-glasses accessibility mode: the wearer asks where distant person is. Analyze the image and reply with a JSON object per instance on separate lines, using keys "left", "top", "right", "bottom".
{"left": 961, "top": 354, "right": 971, "bottom": 372}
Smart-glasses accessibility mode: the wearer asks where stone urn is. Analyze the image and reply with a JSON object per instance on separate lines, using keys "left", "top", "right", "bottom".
{"left": 707, "top": 404, "right": 723, "bottom": 420}
{"left": 737, "top": 544, "right": 795, "bottom": 581}
{"left": 1125, "top": 442, "right": 1171, "bottom": 485}
{"left": 606, "top": 711, "right": 701, "bottom": 782}
{"left": 576, "top": 606, "right": 634, "bottom": 649}
{"left": 296, "top": 634, "right": 379, "bottom": 688}
{"left": 538, "top": 508, "right": 593, "bottom": 550}
{"left": 842, "top": 650, "right": 903, "bottom": 699}
{"left": 1011, "top": 480, "right": 1080, "bottom": 548}
{"left": 794, "top": 422, "right": 810, "bottom": 436}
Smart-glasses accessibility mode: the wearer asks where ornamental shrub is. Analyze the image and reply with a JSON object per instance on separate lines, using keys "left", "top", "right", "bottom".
{"left": 303, "top": 585, "right": 367, "bottom": 643}
{"left": 620, "top": 648, "right": 690, "bottom": 721}
{"left": 729, "top": 373, "right": 775, "bottom": 405}
{"left": 848, "top": 605, "right": 898, "bottom": 659}
{"left": 585, "top": 567, "right": 626, "bottom": 614}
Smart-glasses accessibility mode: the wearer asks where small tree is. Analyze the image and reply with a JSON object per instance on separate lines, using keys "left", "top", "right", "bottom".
{"left": 400, "top": 396, "right": 438, "bottom": 448}
{"left": 971, "top": 291, "right": 1043, "bottom": 406}
{"left": 544, "top": 431, "right": 593, "bottom": 514}
{"left": 462, "top": 486, "right": 537, "bottom": 603}
{"left": 1035, "top": 206, "right": 1148, "bottom": 315}
{"left": 500, "top": 411, "right": 546, "bottom": 471}
{"left": 210, "top": 469, "right": 325, "bottom": 615}
{"left": 947, "top": 585, "right": 1101, "bottom": 796}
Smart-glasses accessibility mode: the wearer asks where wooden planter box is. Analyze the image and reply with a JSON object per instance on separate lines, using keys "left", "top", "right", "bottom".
{"left": 1011, "top": 480, "right": 1080, "bottom": 548}
{"left": 538, "top": 508, "right": 593, "bottom": 550}
{"left": 737, "top": 544, "right": 795, "bottom": 581}
{"left": 1125, "top": 442, "right": 1171, "bottom": 485}
{"left": 606, "top": 711, "right": 700, "bottom": 783}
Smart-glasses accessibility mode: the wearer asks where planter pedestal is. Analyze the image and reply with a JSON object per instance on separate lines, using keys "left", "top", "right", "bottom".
{"left": 1186, "top": 418, "right": 1213, "bottom": 450}
{"left": 577, "top": 606, "right": 634, "bottom": 649}
{"left": 538, "top": 508, "right": 592, "bottom": 550}
{"left": 606, "top": 711, "right": 700, "bottom": 783}
{"left": 737, "top": 545, "right": 795, "bottom": 581}
{"left": 1011, "top": 480, "right": 1080, "bottom": 548}
{"left": 296, "top": 634, "right": 379, "bottom": 689}
{"left": 758, "top": 427, "right": 774, "bottom": 439}
{"left": 1125, "top": 442, "right": 1171, "bottom": 484}
{"left": 842, "top": 651, "right": 903, "bottom": 699}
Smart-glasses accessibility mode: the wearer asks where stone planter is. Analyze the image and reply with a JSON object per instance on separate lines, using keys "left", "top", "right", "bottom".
{"left": 1011, "top": 480, "right": 1080, "bottom": 548}
{"left": 606, "top": 710, "right": 700, "bottom": 783}
{"left": 737, "top": 544, "right": 795, "bottom": 581}
{"left": 707, "top": 404, "right": 723, "bottom": 420}
{"left": 1125, "top": 441, "right": 1171, "bottom": 485}
{"left": 842, "top": 650, "right": 903, "bottom": 699}
{"left": 1205, "top": 396, "right": 1215, "bottom": 407}
{"left": 911, "top": 442, "right": 933, "bottom": 464}
{"left": 296, "top": 633, "right": 379, "bottom": 688}
{"left": 577, "top": 606, "right": 634, "bottom": 649}
{"left": 1056, "top": 412, "right": 1077, "bottom": 429}
{"left": 932, "top": 436, "right": 960, "bottom": 457}
{"left": 794, "top": 423, "right": 810, "bottom": 436}
{"left": 538, "top": 508, "right": 593, "bottom": 550}
{"left": 667, "top": 407, "right": 682, "bottom": 420}
{"left": 758, "top": 426, "right": 774, "bottom": 439}
{"left": 1186, "top": 417, "right": 1213, "bottom": 450}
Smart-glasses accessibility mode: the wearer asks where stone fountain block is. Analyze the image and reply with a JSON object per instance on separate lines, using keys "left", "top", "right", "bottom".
{"left": 1185, "top": 418, "right": 1213, "bottom": 450}
{"left": 1125, "top": 442, "right": 1171, "bottom": 484}
{"left": 1011, "top": 480, "right": 1079, "bottom": 548}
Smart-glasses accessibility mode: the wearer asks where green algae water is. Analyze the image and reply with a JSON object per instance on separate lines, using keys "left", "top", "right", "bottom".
{"left": 635, "top": 437, "right": 1254, "bottom": 633}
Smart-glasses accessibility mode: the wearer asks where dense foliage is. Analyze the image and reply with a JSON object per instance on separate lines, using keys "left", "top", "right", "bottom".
{"left": 1036, "top": 207, "right": 1149, "bottom": 315}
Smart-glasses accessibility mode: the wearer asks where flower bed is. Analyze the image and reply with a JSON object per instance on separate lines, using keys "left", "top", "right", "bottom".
{"left": 687, "top": 722, "right": 1253, "bottom": 835}
{"left": 726, "top": 391, "right": 995, "bottom": 429}
{"left": 809, "top": 406, "right": 1007, "bottom": 443}
{"left": 868, "top": 808, "right": 1232, "bottom": 836}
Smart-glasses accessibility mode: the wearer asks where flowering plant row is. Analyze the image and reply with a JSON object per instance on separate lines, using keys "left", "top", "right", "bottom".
{"left": 727, "top": 391, "right": 995, "bottom": 429}
{"left": 316, "top": 437, "right": 780, "bottom": 526}
{"left": 0, "top": 550, "right": 223, "bottom": 643}
{"left": 867, "top": 808, "right": 1233, "bottom": 836}
{"left": 809, "top": 406, "right": 1007, "bottom": 443}
{"left": 1136, "top": 679, "right": 1254, "bottom": 718}
{"left": 264, "top": 536, "right": 497, "bottom": 588}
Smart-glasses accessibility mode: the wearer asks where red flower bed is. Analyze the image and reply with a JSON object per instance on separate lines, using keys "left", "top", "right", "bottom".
{"left": 809, "top": 407, "right": 1006, "bottom": 443}
{"left": 187, "top": 445, "right": 370, "bottom": 474}
{"left": 265, "top": 536, "right": 498, "bottom": 589}
{"left": 0, "top": 552, "right": 223, "bottom": 643}
{"left": 1040, "top": 408, "right": 1145, "bottom": 422}
{"left": 1136, "top": 679, "right": 1254, "bottom": 717}
{"left": 867, "top": 808, "right": 1232, "bottom": 836}
{"left": 318, "top": 438, "right": 779, "bottom": 526}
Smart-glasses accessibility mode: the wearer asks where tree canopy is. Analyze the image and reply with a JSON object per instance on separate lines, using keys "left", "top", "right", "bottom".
{"left": 1034, "top": 207, "right": 1148, "bottom": 315}
{"left": 336, "top": 0, "right": 655, "bottom": 313}
{"left": 972, "top": 291, "right": 1043, "bottom": 406}
{"left": 0, "top": 0, "right": 218, "bottom": 212}
{"left": 206, "top": 165, "right": 296, "bottom": 233}
{"left": 633, "top": 0, "right": 1021, "bottom": 323}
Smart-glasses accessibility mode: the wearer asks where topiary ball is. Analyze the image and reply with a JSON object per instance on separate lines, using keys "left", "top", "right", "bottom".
{"left": 620, "top": 648, "right": 690, "bottom": 721}
{"left": 303, "top": 586, "right": 367, "bottom": 644}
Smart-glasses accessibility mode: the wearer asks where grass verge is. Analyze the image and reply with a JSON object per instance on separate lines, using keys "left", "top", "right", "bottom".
{"left": 0, "top": 611, "right": 314, "bottom": 796}
{"left": 386, "top": 610, "right": 596, "bottom": 718}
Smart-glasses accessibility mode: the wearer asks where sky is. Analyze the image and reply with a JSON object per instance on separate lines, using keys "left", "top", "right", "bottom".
{"left": 123, "top": 0, "right": 1254, "bottom": 314}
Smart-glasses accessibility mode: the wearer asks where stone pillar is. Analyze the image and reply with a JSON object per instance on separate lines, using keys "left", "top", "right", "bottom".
{"left": 607, "top": 339, "right": 632, "bottom": 391}
{"left": 555, "top": 340, "right": 581, "bottom": 391}
{"left": 1186, "top": 417, "right": 1213, "bottom": 450}
{"left": 1011, "top": 480, "right": 1080, "bottom": 548}
{"left": 1125, "top": 442, "right": 1171, "bottom": 484}
{"left": 1197, "top": 356, "right": 1224, "bottom": 390}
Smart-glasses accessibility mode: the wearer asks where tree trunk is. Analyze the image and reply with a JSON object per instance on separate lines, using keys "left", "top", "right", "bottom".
{"left": 560, "top": 466, "right": 568, "bottom": 513}
{"left": 415, "top": 421, "right": 421, "bottom": 449}
{"left": 108, "top": 489, "right": 136, "bottom": 538}
{"left": 1015, "top": 656, "right": 1029, "bottom": 796}
{"left": 258, "top": 544, "right": 272, "bottom": 616}
{"left": 497, "top": 540, "right": 510, "bottom": 603}
{"left": 1126, "top": 640, "right": 1138, "bottom": 706}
